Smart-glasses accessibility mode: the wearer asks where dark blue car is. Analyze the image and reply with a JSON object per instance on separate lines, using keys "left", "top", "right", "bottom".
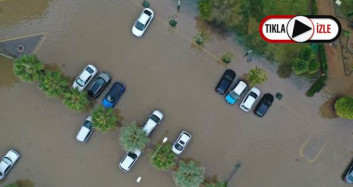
{"left": 102, "top": 82, "right": 126, "bottom": 108}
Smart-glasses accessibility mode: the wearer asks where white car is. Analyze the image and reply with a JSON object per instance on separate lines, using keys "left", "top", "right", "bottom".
{"left": 225, "top": 80, "right": 248, "bottom": 105}
{"left": 73, "top": 65, "right": 98, "bottom": 92}
{"left": 142, "top": 110, "right": 163, "bottom": 136}
{"left": 76, "top": 116, "right": 94, "bottom": 143}
{"left": 132, "top": 8, "right": 154, "bottom": 37}
{"left": 172, "top": 131, "right": 192, "bottom": 155}
{"left": 240, "top": 87, "right": 261, "bottom": 112}
{"left": 119, "top": 149, "right": 142, "bottom": 172}
{"left": 0, "top": 149, "right": 20, "bottom": 180}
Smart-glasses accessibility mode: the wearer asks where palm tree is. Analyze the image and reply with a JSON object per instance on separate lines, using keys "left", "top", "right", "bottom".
{"left": 92, "top": 106, "right": 119, "bottom": 132}
{"left": 63, "top": 88, "right": 90, "bottom": 112}
{"left": 13, "top": 54, "right": 43, "bottom": 82}
{"left": 4, "top": 184, "right": 18, "bottom": 187}
{"left": 150, "top": 143, "right": 176, "bottom": 170}
{"left": 119, "top": 121, "right": 149, "bottom": 151}
{"left": 39, "top": 70, "right": 68, "bottom": 98}
{"left": 173, "top": 160, "right": 205, "bottom": 187}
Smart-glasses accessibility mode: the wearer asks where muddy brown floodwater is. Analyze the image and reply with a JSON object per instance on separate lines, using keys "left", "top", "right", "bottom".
{"left": 0, "top": 0, "right": 353, "bottom": 187}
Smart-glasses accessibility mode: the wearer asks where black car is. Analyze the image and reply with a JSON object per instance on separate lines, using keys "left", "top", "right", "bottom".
{"left": 88, "top": 72, "right": 111, "bottom": 98}
{"left": 102, "top": 82, "right": 126, "bottom": 108}
{"left": 215, "top": 69, "right": 236, "bottom": 95}
{"left": 253, "top": 93, "right": 274, "bottom": 117}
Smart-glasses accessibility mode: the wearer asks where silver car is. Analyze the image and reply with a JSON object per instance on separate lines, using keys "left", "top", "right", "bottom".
{"left": 76, "top": 116, "right": 94, "bottom": 143}
{"left": 0, "top": 149, "right": 20, "bottom": 180}
{"left": 172, "top": 131, "right": 192, "bottom": 155}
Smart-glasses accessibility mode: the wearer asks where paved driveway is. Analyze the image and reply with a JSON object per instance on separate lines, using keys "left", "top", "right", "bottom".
{"left": 0, "top": 0, "right": 352, "bottom": 187}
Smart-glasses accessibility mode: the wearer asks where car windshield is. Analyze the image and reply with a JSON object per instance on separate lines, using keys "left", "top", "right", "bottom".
{"left": 229, "top": 91, "right": 238, "bottom": 99}
{"left": 76, "top": 78, "right": 85, "bottom": 87}
{"left": 225, "top": 75, "right": 233, "bottom": 81}
{"left": 242, "top": 105, "right": 249, "bottom": 111}
{"left": 175, "top": 143, "right": 183, "bottom": 151}
{"left": 135, "top": 21, "right": 145, "bottom": 31}
{"left": 2, "top": 157, "right": 12, "bottom": 166}
{"left": 85, "top": 67, "right": 94, "bottom": 73}
{"left": 150, "top": 114, "right": 160, "bottom": 123}
{"left": 83, "top": 121, "right": 92, "bottom": 128}
{"left": 348, "top": 174, "right": 353, "bottom": 181}
{"left": 0, "top": 172, "right": 2, "bottom": 176}
{"left": 249, "top": 92, "right": 258, "bottom": 98}
{"left": 128, "top": 152, "right": 137, "bottom": 159}
{"left": 107, "top": 95, "right": 114, "bottom": 102}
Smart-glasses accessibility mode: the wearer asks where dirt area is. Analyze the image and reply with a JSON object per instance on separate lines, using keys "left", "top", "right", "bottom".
{"left": 0, "top": 0, "right": 353, "bottom": 187}
{"left": 0, "top": 0, "right": 51, "bottom": 27}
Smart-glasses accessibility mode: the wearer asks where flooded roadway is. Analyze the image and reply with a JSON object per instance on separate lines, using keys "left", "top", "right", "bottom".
{"left": 1, "top": 0, "right": 353, "bottom": 187}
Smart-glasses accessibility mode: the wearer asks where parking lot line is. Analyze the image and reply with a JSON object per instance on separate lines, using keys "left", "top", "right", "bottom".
{"left": 300, "top": 136, "right": 329, "bottom": 163}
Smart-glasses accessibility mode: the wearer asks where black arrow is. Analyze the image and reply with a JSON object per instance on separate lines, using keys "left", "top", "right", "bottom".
{"left": 292, "top": 19, "right": 312, "bottom": 38}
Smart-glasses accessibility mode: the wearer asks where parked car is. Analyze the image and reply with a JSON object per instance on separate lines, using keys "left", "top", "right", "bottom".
{"left": 119, "top": 149, "right": 142, "bottom": 172}
{"left": 142, "top": 110, "right": 164, "bottom": 136}
{"left": 88, "top": 72, "right": 111, "bottom": 98}
{"left": 240, "top": 87, "right": 261, "bottom": 112}
{"left": 172, "top": 131, "right": 192, "bottom": 155}
{"left": 0, "top": 149, "right": 20, "bottom": 180}
{"left": 102, "top": 82, "right": 126, "bottom": 108}
{"left": 76, "top": 116, "right": 94, "bottom": 143}
{"left": 215, "top": 69, "right": 236, "bottom": 95}
{"left": 132, "top": 8, "right": 154, "bottom": 37}
{"left": 344, "top": 159, "right": 353, "bottom": 184}
{"left": 73, "top": 64, "right": 98, "bottom": 92}
{"left": 225, "top": 80, "right": 247, "bottom": 105}
{"left": 253, "top": 93, "right": 274, "bottom": 117}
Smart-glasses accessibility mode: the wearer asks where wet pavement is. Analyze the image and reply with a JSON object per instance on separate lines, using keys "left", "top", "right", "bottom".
{"left": 0, "top": 0, "right": 353, "bottom": 187}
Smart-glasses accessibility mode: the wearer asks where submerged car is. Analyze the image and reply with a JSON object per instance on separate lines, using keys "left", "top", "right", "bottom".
{"left": 142, "top": 110, "right": 164, "bottom": 136}
{"left": 172, "top": 131, "right": 192, "bottom": 155}
{"left": 88, "top": 72, "right": 111, "bottom": 98}
{"left": 0, "top": 149, "right": 20, "bottom": 180}
{"left": 225, "top": 80, "right": 247, "bottom": 105}
{"left": 240, "top": 87, "right": 260, "bottom": 112}
{"left": 132, "top": 8, "right": 154, "bottom": 37}
{"left": 76, "top": 116, "right": 94, "bottom": 143}
{"left": 119, "top": 149, "right": 142, "bottom": 172}
{"left": 344, "top": 159, "right": 353, "bottom": 184}
{"left": 215, "top": 69, "right": 236, "bottom": 95}
{"left": 73, "top": 65, "right": 98, "bottom": 92}
{"left": 102, "top": 82, "right": 126, "bottom": 108}
{"left": 253, "top": 93, "right": 274, "bottom": 117}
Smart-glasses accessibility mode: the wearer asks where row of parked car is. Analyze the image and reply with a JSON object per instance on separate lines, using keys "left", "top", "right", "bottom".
{"left": 215, "top": 69, "right": 274, "bottom": 117}
{"left": 72, "top": 64, "right": 192, "bottom": 172}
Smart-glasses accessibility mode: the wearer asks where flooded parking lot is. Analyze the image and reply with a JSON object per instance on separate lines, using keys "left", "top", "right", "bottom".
{"left": 1, "top": 0, "right": 353, "bottom": 186}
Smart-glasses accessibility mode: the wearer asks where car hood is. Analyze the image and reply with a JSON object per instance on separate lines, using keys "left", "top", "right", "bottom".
{"left": 225, "top": 94, "right": 236, "bottom": 104}
{"left": 5, "top": 150, "right": 20, "bottom": 162}
{"left": 102, "top": 99, "right": 114, "bottom": 108}
{"left": 132, "top": 26, "right": 143, "bottom": 37}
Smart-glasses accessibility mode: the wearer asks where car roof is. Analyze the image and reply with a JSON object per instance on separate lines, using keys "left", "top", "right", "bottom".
{"left": 0, "top": 159, "right": 9, "bottom": 171}
{"left": 108, "top": 82, "right": 124, "bottom": 97}
{"left": 232, "top": 81, "right": 247, "bottom": 94}
{"left": 243, "top": 95, "right": 256, "bottom": 108}
{"left": 142, "top": 119, "right": 156, "bottom": 135}
{"left": 80, "top": 65, "right": 96, "bottom": 81}
{"left": 139, "top": 13, "right": 150, "bottom": 24}
{"left": 76, "top": 126, "right": 90, "bottom": 141}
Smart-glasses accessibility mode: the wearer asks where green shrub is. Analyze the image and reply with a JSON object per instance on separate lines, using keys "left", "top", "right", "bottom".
{"left": 173, "top": 160, "right": 205, "bottom": 187}
{"left": 119, "top": 121, "right": 149, "bottom": 151}
{"left": 292, "top": 59, "right": 308, "bottom": 75}
{"left": 142, "top": 0, "right": 150, "bottom": 8}
{"left": 311, "top": 0, "right": 317, "bottom": 15}
{"left": 63, "top": 88, "right": 90, "bottom": 112}
{"left": 169, "top": 19, "right": 177, "bottom": 27}
{"left": 13, "top": 54, "right": 43, "bottom": 83}
{"left": 277, "top": 62, "right": 293, "bottom": 78}
{"left": 39, "top": 70, "right": 68, "bottom": 98}
{"left": 248, "top": 66, "right": 268, "bottom": 87}
{"left": 221, "top": 51, "right": 234, "bottom": 64}
{"left": 193, "top": 31, "right": 209, "bottom": 46}
{"left": 306, "top": 76, "right": 327, "bottom": 97}
{"left": 308, "top": 59, "right": 320, "bottom": 74}
{"left": 334, "top": 96, "right": 353, "bottom": 119}
{"left": 150, "top": 143, "right": 176, "bottom": 170}
{"left": 92, "top": 106, "right": 119, "bottom": 132}
{"left": 198, "top": 0, "right": 212, "bottom": 21}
